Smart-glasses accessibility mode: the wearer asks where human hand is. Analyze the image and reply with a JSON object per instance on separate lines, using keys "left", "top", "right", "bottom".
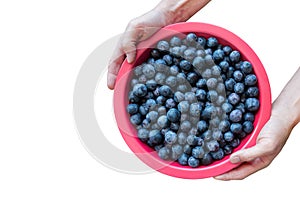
{"left": 107, "top": 9, "right": 170, "bottom": 89}
{"left": 215, "top": 114, "right": 293, "bottom": 180}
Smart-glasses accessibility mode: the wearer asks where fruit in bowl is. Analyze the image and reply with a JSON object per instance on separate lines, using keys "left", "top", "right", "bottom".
{"left": 113, "top": 22, "right": 271, "bottom": 179}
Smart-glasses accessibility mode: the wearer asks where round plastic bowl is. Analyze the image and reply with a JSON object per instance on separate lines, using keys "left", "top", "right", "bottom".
{"left": 113, "top": 22, "right": 271, "bottom": 179}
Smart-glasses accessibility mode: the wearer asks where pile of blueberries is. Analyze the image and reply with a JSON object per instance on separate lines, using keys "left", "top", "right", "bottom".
{"left": 126, "top": 32, "right": 260, "bottom": 168}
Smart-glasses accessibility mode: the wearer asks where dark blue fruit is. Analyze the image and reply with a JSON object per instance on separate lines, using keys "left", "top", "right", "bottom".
{"left": 127, "top": 104, "right": 139, "bottom": 115}
{"left": 157, "top": 115, "right": 169, "bottom": 128}
{"left": 243, "top": 121, "right": 254, "bottom": 134}
{"left": 192, "top": 146, "right": 205, "bottom": 159}
{"left": 224, "top": 131, "right": 234, "bottom": 142}
{"left": 157, "top": 40, "right": 170, "bottom": 52}
{"left": 137, "top": 128, "right": 149, "bottom": 142}
{"left": 229, "top": 50, "right": 241, "bottom": 63}
{"left": 228, "top": 93, "right": 240, "bottom": 105}
{"left": 178, "top": 153, "right": 189, "bottom": 165}
{"left": 210, "top": 148, "right": 225, "bottom": 160}
{"left": 158, "top": 147, "right": 170, "bottom": 160}
{"left": 130, "top": 113, "right": 142, "bottom": 125}
{"left": 245, "top": 98, "right": 260, "bottom": 112}
{"left": 167, "top": 108, "right": 181, "bottom": 122}
{"left": 201, "top": 153, "right": 213, "bottom": 165}
{"left": 245, "top": 74, "right": 257, "bottom": 86}
{"left": 158, "top": 85, "right": 173, "bottom": 97}
{"left": 164, "top": 131, "right": 177, "bottom": 145}
{"left": 229, "top": 109, "right": 243, "bottom": 122}
{"left": 207, "top": 37, "right": 218, "bottom": 48}
{"left": 230, "top": 123, "right": 243, "bottom": 134}
{"left": 133, "top": 84, "right": 148, "bottom": 97}
{"left": 197, "top": 120, "right": 208, "bottom": 133}
{"left": 188, "top": 156, "right": 200, "bottom": 168}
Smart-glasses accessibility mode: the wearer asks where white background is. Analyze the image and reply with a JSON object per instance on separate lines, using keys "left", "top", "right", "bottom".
{"left": 1, "top": 0, "right": 300, "bottom": 199}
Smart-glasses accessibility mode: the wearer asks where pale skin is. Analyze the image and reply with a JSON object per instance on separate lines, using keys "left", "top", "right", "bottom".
{"left": 107, "top": 0, "right": 300, "bottom": 180}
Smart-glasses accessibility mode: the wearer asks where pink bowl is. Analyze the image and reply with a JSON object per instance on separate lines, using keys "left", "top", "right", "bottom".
{"left": 113, "top": 22, "right": 271, "bottom": 179}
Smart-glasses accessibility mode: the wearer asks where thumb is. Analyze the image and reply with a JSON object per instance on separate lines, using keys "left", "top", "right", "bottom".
{"left": 230, "top": 141, "right": 269, "bottom": 164}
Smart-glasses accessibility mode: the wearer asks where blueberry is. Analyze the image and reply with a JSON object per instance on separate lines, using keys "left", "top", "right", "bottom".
{"left": 244, "top": 112, "right": 255, "bottom": 122}
{"left": 158, "top": 147, "right": 170, "bottom": 160}
{"left": 177, "top": 132, "right": 187, "bottom": 145}
{"left": 192, "top": 146, "right": 205, "bottom": 159}
{"left": 188, "top": 156, "right": 200, "bottom": 168}
{"left": 150, "top": 49, "right": 161, "bottom": 59}
{"left": 178, "top": 100, "right": 189, "bottom": 113}
{"left": 227, "top": 66, "right": 235, "bottom": 78}
{"left": 155, "top": 72, "right": 166, "bottom": 85}
{"left": 210, "top": 148, "right": 224, "bottom": 160}
{"left": 202, "top": 68, "right": 212, "bottom": 79}
{"left": 185, "top": 92, "right": 197, "bottom": 103}
{"left": 212, "top": 130, "right": 223, "bottom": 141}
{"left": 176, "top": 72, "right": 187, "bottom": 84}
{"left": 131, "top": 78, "right": 139, "bottom": 87}
{"left": 201, "top": 105, "right": 217, "bottom": 120}
{"left": 228, "top": 93, "right": 240, "bottom": 105}
{"left": 180, "top": 120, "right": 192, "bottom": 132}
{"left": 216, "top": 82, "right": 226, "bottom": 94}
{"left": 245, "top": 74, "right": 257, "bottom": 86}
{"left": 134, "top": 65, "right": 143, "bottom": 76}
{"left": 211, "top": 65, "right": 221, "bottom": 76}
{"left": 133, "top": 84, "right": 148, "bottom": 97}
{"left": 186, "top": 135, "right": 197, "bottom": 146}
{"left": 157, "top": 115, "right": 169, "bottom": 128}
{"left": 223, "top": 145, "right": 233, "bottom": 155}
{"left": 219, "top": 120, "right": 231, "bottom": 132}
{"left": 142, "top": 119, "right": 151, "bottom": 129}
{"left": 169, "top": 65, "right": 180, "bottom": 75}
{"left": 130, "top": 113, "right": 142, "bottom": 125}
{"left": 224, "top": 131, "right": 234, "bottom": 142}
{"left": 207, "top": 90, "right": 218, "bottom": 102}
{"left": 184, "top": 48, "right": 197, "bottom": 61}
{"left": 171, "top": 144, "right": 183, "bottom": 160}
{"left": 197, "top": 36, "right": 206, "bottom": 47}
{"left": 163, "top": 54, "right": 173, "bottom": 66}
{"left": 233, "top": 70, "right": 244, "bottom": 82}
{"left": 186, "top": 33, "right": 197, "bottom": 45}
{"left": 196, "top": 78, "right": 207, "bottom": 89}
{"left": 196, "top": 49, "right": 206, "bottom": 57}
{"left": 197, "top": 120, "right": 208, "bottom": 133}
{"left": 145, "top": 79, "right": 157, "bottom": 91}
{"left": 154, "top": 59, "right": 168, "bottom": 73}
{"left": 223, "top": 46, "right": 232, "bottom": 55}
{"left": 158, "top": 85, "right": 173, "bottom": 97}
{"left": 230, "top": 138, "right": 240, "bottom": 148}
{"left": 146, "top": 111, "right": 159, "bottom": 122}
{"left": 245, "top": 98, "right": 260, "bottom": 112}
{"left": 183, "top": 144, "right": 192, "bottom": 154}
{"left": 137, "top": 128, "right": 149, "bottom": 142}
{"left": 192, "top": 56, "right": 206, "bottom": 71}
{"left": 187, "top": 72, "right": 199, "bottom": 85}
{"left": 167, "top": 108, "right": 181, "bottom": 123}
{"left": 179, "top": 59, "right": 192, "bottom": 71}
{"left": 241, "top": 61, "right": 253, "bottom": 74}
{"left": 170, "top": 36, "right": 182, "bottom": 47}
{"left": 156, "top": 96, "right": 166, "bottom": 105}
{"left": 148, "top": 130, "right": 163, "bottom": 146}
{"left": 204, "top": 54, "right": 215, "bottom": 67}
{"left": 229, "top": 109, "right": 243, "bottom": 122}
{"left": 246, "top": 86, "right": 259, "bottom": 97}
{"left": 201, "top": 130, "right": 213, "bottom": 141}
{"left": 216, "top": 95, "right": 226, "bottom": 106}
{"left": 207, "top": 37, "right": 218, "bottom": 48}
{"left": 165, "top": 76, "right": 177, "bottom": 88}
{"left": 170, "top": 46, "right": 181, "bottom": 57}
{"left": 128, "top": 91, "right": 140, "bottom": 103}
{"left": 225, "top": 78, "right": 236, "bottom": 91}
{"left": 243, "top": 121, "right": 254, "bottom": 134}
{"left": 206, "top": 78, "right": 218, "bottom": 89}
{"left": 201, "top": 153, "right": 213, "bottom": 165}
{"left": 213, "top": 49, "right": 225, "bottom": 62}
{"left": 190, "top": 103, "right": 202, "bottom": 117}
{"left": 165, "top": 98, "right": 176, "bottom": 109}
{"left": 234, "top": 82, "right": 245, "bottom": 94}
{"left": 222, "top": 102, "right": 233, "bottom": 113}
{"left": 145, "top": 99, "right": 156, "bottom": 109}
{"left": 230, "top": 123, "right": 243, "bottom": 134}
{"left": 195, "top": 89, "right": 206, "bottom": 101}
{"left": 174, "top": 91, "right": 185, "bottom": 103}
{"left": 229, "top": 50, "right": 241, "bottom": 63}
{"left": 142, "top": 64, "right": 155, "bottom": 78}
{"left": 170, "top": 122, "right": 180, "bottom": 132}
{"left": 219, "top": 60, "right": 229, "bottom": 73}
{"left": 157, "top": 40, "right": 170, "bottom": 52}
{"left": 164, "top": 130, "right": 177, "bottom": 145}
{"left": 178, "top": 153, "right": 189, "bottom": 165}
{"left": 127, "top": 104, "right": 139, "bottom": 115}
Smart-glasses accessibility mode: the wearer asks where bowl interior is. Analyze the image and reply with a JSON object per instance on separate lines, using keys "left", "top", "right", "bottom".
{"left": 114, "top": 22, "right": 271, "bottom": 179}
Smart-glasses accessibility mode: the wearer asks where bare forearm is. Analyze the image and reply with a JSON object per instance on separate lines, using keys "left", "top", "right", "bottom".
{"left": 273, "top": 67, "right": 300, "bottom": 128}
{"left": 153, "top": 0, "right": 211, "bottom": 24}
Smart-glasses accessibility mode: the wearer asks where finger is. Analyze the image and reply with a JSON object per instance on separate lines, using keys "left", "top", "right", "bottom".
{"left": 107, "top": 45, "right": 125, "bottom": 90}
{"left": 121, "top": 31, "right": 138, "bottom": 63}
{"left": 230, "top": 140, "right": 270, "bottom": 164}
{"left": 214, "top": 157, "right": 267, "bottom": 180}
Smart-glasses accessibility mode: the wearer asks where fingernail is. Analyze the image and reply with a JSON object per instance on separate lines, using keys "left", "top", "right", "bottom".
{"left": 230, "top": 156, "right": 241, "bottom": 164}
{"left": 127, "top": 55, "right": 134, "bottom": 63}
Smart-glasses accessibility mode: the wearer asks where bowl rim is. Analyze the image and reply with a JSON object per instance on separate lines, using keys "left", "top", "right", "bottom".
{"left": 113, "top": 22, "right": 271, "bottom": 179}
